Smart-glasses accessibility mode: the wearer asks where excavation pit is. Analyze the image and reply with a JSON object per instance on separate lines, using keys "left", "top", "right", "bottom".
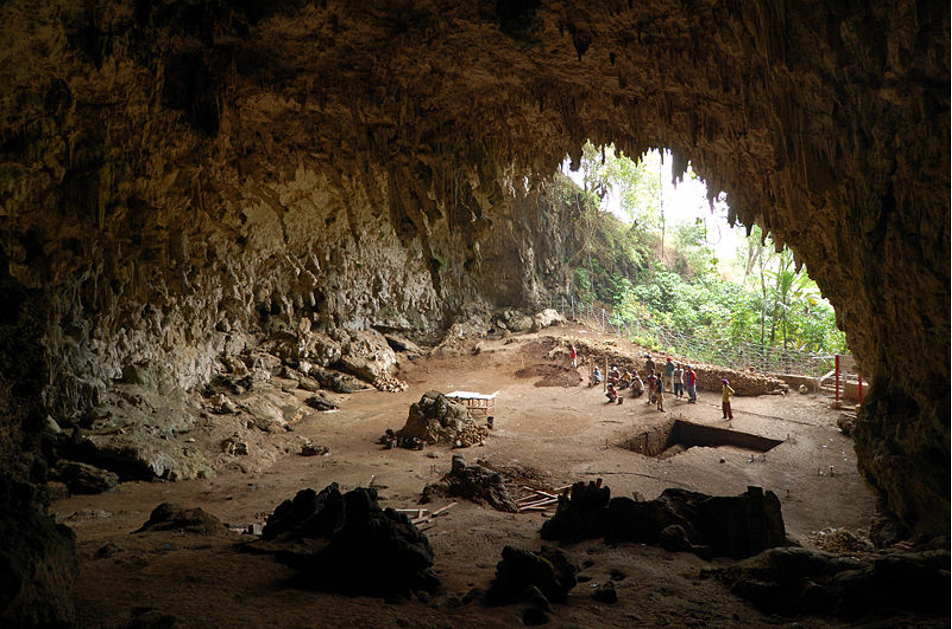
{"left": 619, "top": 419, "right": 783, "bottom": 459}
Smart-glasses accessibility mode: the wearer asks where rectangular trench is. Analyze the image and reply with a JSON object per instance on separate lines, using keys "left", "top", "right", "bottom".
{"left": 620, "top": 419, "right": 783, "bottom": 458}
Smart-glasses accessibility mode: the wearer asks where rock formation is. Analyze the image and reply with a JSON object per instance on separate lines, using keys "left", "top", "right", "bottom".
{"left": 541, "top": 481, "right": 786, "bottom": 560}
{"left": 256, "top": 483, "right": 440, "bottom": 597}
{"left": 0, "top": 0, "right": 948, "bottom": 623}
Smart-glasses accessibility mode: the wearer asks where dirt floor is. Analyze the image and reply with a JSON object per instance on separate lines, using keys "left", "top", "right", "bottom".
{"left": 53, "top": 324, "right": 884, "bottom": 628}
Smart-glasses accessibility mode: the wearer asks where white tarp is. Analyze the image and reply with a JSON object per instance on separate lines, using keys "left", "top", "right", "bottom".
{"left": 446, "top": 390, "right": 499, "bottom": 400}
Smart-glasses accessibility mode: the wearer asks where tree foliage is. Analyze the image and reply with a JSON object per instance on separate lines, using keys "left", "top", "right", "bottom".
{"left": 555, "top": 144, "right": 848, "bottom": 358}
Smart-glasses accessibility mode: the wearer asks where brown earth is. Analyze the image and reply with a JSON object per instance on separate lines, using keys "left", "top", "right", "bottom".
{"left": 53, "top": 325, "right": 890, "bottom": 628}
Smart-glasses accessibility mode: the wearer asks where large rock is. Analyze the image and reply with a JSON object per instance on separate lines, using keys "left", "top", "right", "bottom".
{"left": 258, "top": 484, "right": 439, "bottom": 596}
{"left": 50, "top": 460, "right": 119, "bottom": 495}
{"left": 421, "top": 453, "right": 518, "bottom": 512}
{"left": 713, "top": 546, "right": 951, "bottom": 621}
{"left": 541, "top": 482, "right": 785, "bottom": 560}
{"left": 335, "top": 330, "right": 399, "bottom": 383}
{"left": 135, "top": 503, "right": 227, "bottom": 536}
{"left": 485, "top": 545, "right": 578, "bottom": 606}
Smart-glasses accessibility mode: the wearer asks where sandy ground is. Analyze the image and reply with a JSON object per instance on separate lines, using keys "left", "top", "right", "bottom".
{"left": 53, "top": 325, "right": 880, "bottom": 628}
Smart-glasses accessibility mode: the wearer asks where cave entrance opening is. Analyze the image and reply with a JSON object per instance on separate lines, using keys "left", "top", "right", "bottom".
{"left": 553, "top": 141, "right": 849, "bottom": 377}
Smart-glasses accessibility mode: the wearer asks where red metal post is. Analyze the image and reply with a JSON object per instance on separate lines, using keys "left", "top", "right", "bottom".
{"left": 835, "top": 355, "right": 840, "bottom": 402}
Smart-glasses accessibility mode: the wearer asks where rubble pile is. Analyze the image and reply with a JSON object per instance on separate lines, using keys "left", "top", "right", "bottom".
{"left": 394, "top": 391, "right": 484, "bottom": 446}
{"left": 373, "top": 374, "right": 408, "bottom": 392}
{"left": 808, "top": 527, "right": 873, "bottom": 553}
{"left": 256, "top": 483, "right": 440, "bottom": 596}
{"left": 541, "top": 481, "right": 786, "bottom": 560}
{"left": 421, "top": 454, "right": 518, "bottom": 512}
{"left": 710, "top": 545, "right": 950, "bottom": 620}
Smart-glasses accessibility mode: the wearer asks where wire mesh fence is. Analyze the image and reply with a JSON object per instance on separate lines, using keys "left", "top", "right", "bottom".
{"left": 550, "top": 294, "right": 841, "bottom": 379}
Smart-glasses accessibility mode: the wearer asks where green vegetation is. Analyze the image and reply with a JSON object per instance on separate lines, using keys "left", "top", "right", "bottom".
{"left": 554, "top": 142, "right": 847, "bottom": 362}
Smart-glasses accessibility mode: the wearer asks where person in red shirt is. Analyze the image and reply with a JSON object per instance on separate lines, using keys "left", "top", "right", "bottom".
{"left": 685, "top": 365, "right": 698, "bottom": 403}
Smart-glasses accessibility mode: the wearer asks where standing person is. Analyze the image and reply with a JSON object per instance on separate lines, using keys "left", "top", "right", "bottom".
{"left": 570, "top": 344, "right": 578, "bottom": 368}
{"left": 646, "top": 370, "right": 658, "bottom": 405}
{"left": 721, "top": 378, "right": 735, "bottom": 420}
{"left": 663, "top": 357, "right": 675, "bottom": 392}
{"left": 645, "top": 354, "right": 656, "bottom": 378}
{"left": 685, "top": 365, "right": 698, "bottom": 403}
{"left": 655, "top": 374, "right": 665, "bottom": 412}
{"left": 673, "top": 363, "right": 684, "bottom": 399}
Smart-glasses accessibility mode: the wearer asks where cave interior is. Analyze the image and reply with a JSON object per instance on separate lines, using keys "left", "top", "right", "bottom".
{"left": 0, "top": 0, "right": 948, "bottom": 626}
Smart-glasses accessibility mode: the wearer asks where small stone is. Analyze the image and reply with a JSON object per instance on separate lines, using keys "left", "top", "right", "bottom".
{"left": 592, "top": 580, "right": 618, "bottom": 604}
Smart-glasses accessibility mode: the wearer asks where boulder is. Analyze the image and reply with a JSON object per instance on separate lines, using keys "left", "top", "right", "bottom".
{"left": 384, "top": 334, "right": 424, "bottom": 356}
{"left": 335, "top": 330, "right": 398, "bottom": 383}
{"left": 541, "top": 482, "right": 785, "bottom": 560}
{"left": 421, "top": 453, "right": 518, "bottom": 512}
{"left": 262, "top": 330, "right": 342, "bottom": 368}
{"left": 50, "top": 461, "right": 118, "bottom": 495}
{"left": 485, "top": 545, "right": 578, "bottom": 606}
{"left": 305, "top": 394, "right": 339, "bottom": 412}
{"left": 308, "top": 367, "right": 364, "bottom": 393}
{"left": 135, "top": 503, "right": 227, "bottom": 535}
{"left": 258, "top": 484, "right": 440, "bottom": 596}
{"left": 532, "top": 308, "right": 566, "bottom": 331}
{"left": 591, "top": 580, "right": 618, "bottom": 604}
{"left": 714, "top": 546, "right": 951, "bottom": 620}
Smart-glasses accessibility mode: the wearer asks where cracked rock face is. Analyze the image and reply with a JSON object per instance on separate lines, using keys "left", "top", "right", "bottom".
{"left": 0, "top": 0, "right": 948, "bottom": 623}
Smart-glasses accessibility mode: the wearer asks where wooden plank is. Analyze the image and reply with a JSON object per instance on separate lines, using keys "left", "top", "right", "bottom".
{"left": 431, "top": 502, "right": 457, "bottom": 517}
{"left": 521, "top": 486, "right": 558, "bottom": 499}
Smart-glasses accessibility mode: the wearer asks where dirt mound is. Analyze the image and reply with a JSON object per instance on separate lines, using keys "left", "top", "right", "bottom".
{"left": 514, "top": 363, "right": 582, "bottom": 388}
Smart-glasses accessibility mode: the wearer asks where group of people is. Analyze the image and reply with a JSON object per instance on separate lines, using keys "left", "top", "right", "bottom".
{"left": 600, "top": 363, "right": 646, "bottom": 404}
{"left": 574, "top": 343, "right": 737, "bottom": 419}
{"left": 640, "top": 354, "right": 698, "bottom": 412}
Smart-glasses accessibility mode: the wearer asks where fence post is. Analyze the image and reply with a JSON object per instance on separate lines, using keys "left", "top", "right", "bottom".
{"left": 835, "top": 355, "right": 840, "bottom": 402}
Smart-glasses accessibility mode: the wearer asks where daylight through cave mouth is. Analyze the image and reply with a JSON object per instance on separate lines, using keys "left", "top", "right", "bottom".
{"left": 619, "top": 419, "right": 783, "bottom": 459}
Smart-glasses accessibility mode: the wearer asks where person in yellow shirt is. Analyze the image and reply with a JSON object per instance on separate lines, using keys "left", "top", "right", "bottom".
{"left": 721, "top": 378, "right": 735, "bottom": 420}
